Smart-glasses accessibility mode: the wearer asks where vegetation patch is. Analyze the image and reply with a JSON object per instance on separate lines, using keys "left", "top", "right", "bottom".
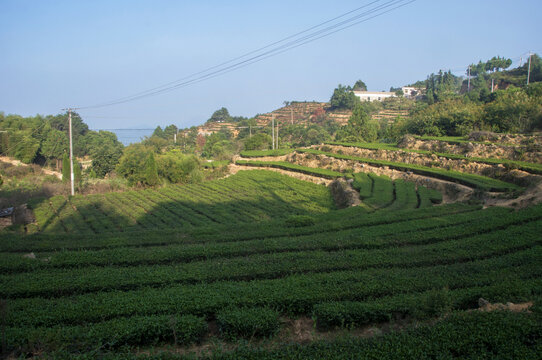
{"left": 240, "top": 149, "right": 294, "bottom": 157}
{"left": 236, "top": 160, "right": 344, "bottom": 179}
{"left": 217, "top": 307, "right": 280, "bottom": 340}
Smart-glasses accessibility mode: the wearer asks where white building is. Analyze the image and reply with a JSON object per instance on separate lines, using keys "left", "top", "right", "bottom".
{"left": 401, "top": 86, "right": 423, "bottom": 98}
{"left": 353, "top": 90, "right": 396, "bottom": 102}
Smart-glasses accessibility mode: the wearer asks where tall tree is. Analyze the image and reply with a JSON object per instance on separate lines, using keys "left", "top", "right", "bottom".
{"left": 329, "top": 84, "right": 360, "bottom": 110}
{"left": 62, "top": 153, "right": 70, "bottom": 183}
{"left": 352, "top": 79, "right": 367, "bottom": 91}
{"left": 144, "top": 152, "right": 160, "bottom": 186}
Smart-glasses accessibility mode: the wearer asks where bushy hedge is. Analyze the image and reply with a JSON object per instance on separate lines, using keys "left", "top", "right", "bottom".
{"left": 217, "top": 307, "right": 280, "bottom": 340}
{"left": 6, "top": 314, "right": 207, "bottom": 355}
{"left": 313, "top": 288, "right": 453, "bottom": 330}
{"left": 284, "top": 215, "right": 315, "bottom": 227}
{"left": 194, "top": 311, "right": 542, "bottom": 360}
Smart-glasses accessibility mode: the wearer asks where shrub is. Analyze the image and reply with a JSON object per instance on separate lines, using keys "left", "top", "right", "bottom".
{"left": 285, "top": 215, "right": 315, "bottom": 227}
{"left": 217, "top": 307, "right": 280, "bottom": 340}
{"left": 312, "top": 302, "right": 392, "bottom": 330}
{"left": 413, "top": 288, "right": 452, "bottom": 318}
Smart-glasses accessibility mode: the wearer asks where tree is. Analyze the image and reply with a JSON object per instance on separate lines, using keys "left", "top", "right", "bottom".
{"left": 244, "top": 133, "right": 272, "bottom": 150}
{"left": 337, "top": 104, "right": 378, "bottom": 142}
{"left": 40, "top": 127, "right": 68, "bottom": 167}
{"left": 73, "top": 157, "right": 82, "bottom": 186}
{"left": 207, "top": 107, "right": 231, "bottom": 123}
{"left": 156, "top": 151, "right": 201, "bottom": 184}
{"left": 87, "top": 131, "right": 124, "bottom": 177}
{"left": 329, "top": 84, "right": 360, "bottom": 110}
{"left": 116, "top": 144, "right": 150, "bottom": 185}
{"left": 352, "top": 80, "right": 367, "bottom": 91}
{"left": 62, "top": 153, "right": 70, "bottom": 183}
{"left": 144, "top": 152, "right": 160, "bottom": 186}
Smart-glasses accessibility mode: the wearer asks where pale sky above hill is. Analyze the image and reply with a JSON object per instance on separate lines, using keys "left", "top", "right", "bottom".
{"left": 1, "top": 0, "right": 541, "bottom": 129}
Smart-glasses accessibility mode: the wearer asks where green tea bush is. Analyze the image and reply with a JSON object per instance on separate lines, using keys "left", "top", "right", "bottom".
{"left": 413, "top": 287, "right": 452, "bottom": 318}
{"left": 285, "top": 215, "right": 315, "bottom": 227}
{"left": 217, "top": 307, "right": 280, "bottom": 340}
{"left": 312, "top": 302, "right": 392, "bottom": 330}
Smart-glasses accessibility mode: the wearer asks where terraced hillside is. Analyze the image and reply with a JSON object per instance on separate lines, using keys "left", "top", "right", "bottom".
{"left": 237, "top": 133, "right": 542, "bottom": 208}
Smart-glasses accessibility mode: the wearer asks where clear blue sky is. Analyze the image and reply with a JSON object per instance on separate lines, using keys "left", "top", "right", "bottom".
{"left": 1, "top": 0, "right": 541, "bottom": 129}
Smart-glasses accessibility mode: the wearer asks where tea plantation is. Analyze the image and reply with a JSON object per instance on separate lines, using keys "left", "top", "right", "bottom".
{"left": 0, "top": 170, "right": 540, "bottom": 358}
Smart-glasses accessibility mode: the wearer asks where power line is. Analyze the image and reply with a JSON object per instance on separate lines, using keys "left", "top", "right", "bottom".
{"left": 78, "top": 0, "right": 383, "bottom": 108}
{"left": 75, "top": 0, "right": 416, "bottom": 110}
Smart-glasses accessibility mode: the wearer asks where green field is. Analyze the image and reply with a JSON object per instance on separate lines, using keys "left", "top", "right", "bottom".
{"left": 1, "top": 169, "right": 540, "bottom": 358}
{"left": 27, "top": 170, "right": 335, "bottom": 234}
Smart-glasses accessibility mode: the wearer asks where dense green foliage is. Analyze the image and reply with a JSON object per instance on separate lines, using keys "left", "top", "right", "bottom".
{"left": 329, "top": 84, "right": 361, "bottom": 110}
{"left": 0, "top": 112, "right": 123, "bottom": 176}
{"left": 217, "top": 307, "right": 280, "bottom": 340}
{"left": 206, "top": 107, "right": 247, "bottom": 124}
{"left": 335, "top": 103, "right": 379, "bottom": 142}
{"left": 116, "top": 145, "right": 202, "bottom": 186}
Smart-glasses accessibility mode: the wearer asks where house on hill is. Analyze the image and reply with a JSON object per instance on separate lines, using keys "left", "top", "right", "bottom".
{"left": 401, "top": 86, "right": 424, "bottom": 99}
{"left": 353, "top": 90, "right": 396, "bottom": 102}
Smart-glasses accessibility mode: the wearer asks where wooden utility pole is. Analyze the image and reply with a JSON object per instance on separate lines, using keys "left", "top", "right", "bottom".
{"left": 527, "top": 52, "right": 532, "bottom": 86}
{"left": 68, "top": 109, "right": 75, "bottom": 196}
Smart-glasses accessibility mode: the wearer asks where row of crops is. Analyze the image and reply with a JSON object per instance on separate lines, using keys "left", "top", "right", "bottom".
{"left": 235, "top": 160, "right": 442, "bottom": 211}
{"left": 2, "top": 197, "right": 541, "bottom": 356}
{"left": 351, "top": 172, "right": 442, "bottom": 210}
{"left": 28, "top": 170, "right": 335, "bottom": 234}
{"left": 235, "top": 160, "right": 343, "bottom": 179}
{"left": 298, "top": 148, "right": 521, "bottom": 192}
{"left": 326, "top": 141, "right": 542, "bottom": 175}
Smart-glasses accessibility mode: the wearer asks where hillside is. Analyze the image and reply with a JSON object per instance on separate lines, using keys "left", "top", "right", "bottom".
{"left": 195, "top": 101, "right": 411, "bottom": 137}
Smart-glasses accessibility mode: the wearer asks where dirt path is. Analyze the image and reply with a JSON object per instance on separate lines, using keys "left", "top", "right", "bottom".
{"left": 0, "top": 156, "right": 62, "bottom": 179}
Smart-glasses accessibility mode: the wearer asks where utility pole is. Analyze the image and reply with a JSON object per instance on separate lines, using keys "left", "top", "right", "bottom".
{"left": 527, "top": 52, "right": 532, "bottom": 86}
{"left": 271, "top": 115, "right": 275, "bottom": 150}
{"left": 68, "top": 109, "right": 75, "bottom": 196}
{"left": 491, "top": 78, "right": 495, "bottom": 93}
{"left": 467, "top": 65, "right": 471, "bottom": 92}
{"left": 290, "top": 107, "right": 293, "bottom": 125}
